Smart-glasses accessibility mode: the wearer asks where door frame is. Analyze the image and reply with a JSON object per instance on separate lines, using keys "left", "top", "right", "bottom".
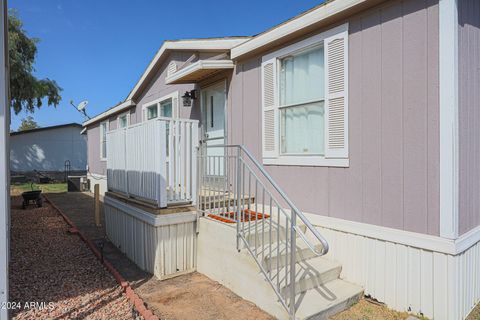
{"left": 200, "top": 79, "right": 227, "bottom": 146}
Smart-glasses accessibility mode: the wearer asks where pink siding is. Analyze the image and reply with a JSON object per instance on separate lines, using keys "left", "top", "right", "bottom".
{"left": 230, "top": 0, "right": 440, "bottom": 235}
{"left": 86, "top": 122, "right": 106, "bottom": 175}
{"left": 135, "top": 51, "right": 201, "bottom": 121}
{"left": 458, "top": 0, "right": 480, "bottom": 235}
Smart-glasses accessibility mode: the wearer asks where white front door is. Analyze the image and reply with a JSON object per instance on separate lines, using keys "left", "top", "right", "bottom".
{"left": 202, "top": 82, "right": 226, "bottom": 176}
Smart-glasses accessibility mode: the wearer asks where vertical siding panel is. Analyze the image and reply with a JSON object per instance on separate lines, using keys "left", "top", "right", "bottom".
{"left": 343, "top": 17, "right": 364, "bottom": 223}
{"left": 374, "top": 240, "right": 386, "bottom": 301}
{"left": 402, "top": 0, "right": 428, "bottom": 234}
{"left": 395, "top": 244, "right": 408, "bottom": 311}
{"left": 361, "top": 11, "right": 382, "bottom": 226}
{"left": 426, "top": 0, "right": 440, "bottom": 236}
{"left": 384, "top": 242, "right": 397, "bottom": 308}
{"left": 433, "top": 252, "right": 448, "bottom": 320}
{"left": 380, "top": 2, "right": 404, "bottom": 230}
{"left": 420, "top": 249, "right": 434, "bottom": 317}
{"left": 458, "top": 0, "right": 480, "bottom": 235}
{"left": 408, "top": 248, "right": 421, "bottom": 313}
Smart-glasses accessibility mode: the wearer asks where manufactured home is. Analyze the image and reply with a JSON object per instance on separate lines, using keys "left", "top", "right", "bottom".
{"left": 83, "top": 0, "right": 480, "bottom": 319}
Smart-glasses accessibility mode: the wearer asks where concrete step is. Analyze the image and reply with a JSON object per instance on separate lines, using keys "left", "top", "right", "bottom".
{"left": 261, "top": 240, "right": 325, "bottom": 271}
{"left": 275, "top": 256, "right": 342, "bottom": 297}
{"left": 294, "top": 279, "right": 363, "bottom": 320}
{"left": 242, "top": 220, "right": 307, "bottom": 247}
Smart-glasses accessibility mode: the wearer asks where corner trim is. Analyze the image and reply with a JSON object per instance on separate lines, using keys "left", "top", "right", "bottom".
{"left": 439, "top": 0, "right": 459, "bottom": 239}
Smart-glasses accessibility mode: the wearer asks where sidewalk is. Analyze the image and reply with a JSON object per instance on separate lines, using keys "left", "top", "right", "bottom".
{"left": 46, "top": 192, "right": 273, "bottom": 320}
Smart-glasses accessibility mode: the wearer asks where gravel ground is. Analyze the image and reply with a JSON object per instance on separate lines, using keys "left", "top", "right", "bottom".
{"left": 9, "top": 196, "right": 139, "bottom": 320}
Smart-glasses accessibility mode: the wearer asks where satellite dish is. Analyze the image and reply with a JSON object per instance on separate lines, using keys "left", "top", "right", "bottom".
{"left": 77, "top": 100, "right": 88, "bottom": 111}
{"left": 70, "top": 99, "right": 91, "bottom": 120}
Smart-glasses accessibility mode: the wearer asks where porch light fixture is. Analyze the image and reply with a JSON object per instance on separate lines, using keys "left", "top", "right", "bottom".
{"left": 182, "top": 90, "right": 197, "bottom": 107}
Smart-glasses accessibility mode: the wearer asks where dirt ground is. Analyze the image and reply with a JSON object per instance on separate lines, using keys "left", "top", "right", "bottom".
{"left": 466, "top": 302, "right": 480, "bottom": 320}
{"left": 45, "top": 192, "right": 274, "bottom": 320}
{"left": 330, "top": 299, "right": 414, "bottom": 320}
{"left": 9, "top": 196, "right": 138, "bottom": 319}
{"left": 136, "top": 272, "right": 274, "bottom": 320}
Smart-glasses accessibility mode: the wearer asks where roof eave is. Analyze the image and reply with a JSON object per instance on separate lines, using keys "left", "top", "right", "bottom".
{"left": 126, "top": 38, "right": 250, "bottom": 100}
{"left": 231, "top": 0, "right": 381, "bottom": 60}
{"left": 82, "top": 99, "right": 135, "bottom": 127}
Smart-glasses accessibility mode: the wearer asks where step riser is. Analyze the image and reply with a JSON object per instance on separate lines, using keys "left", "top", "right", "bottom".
{"left": 241, "top": 224, "right": 307, "bottom": 248}
{"left": 262, "top": 247, "right": 319, "bottom": 271}
{"left": 279, "top": 265, "right": 342, "bottom": 297}
{"left": 305, "top": 291, "right": 363, "bottom": 320}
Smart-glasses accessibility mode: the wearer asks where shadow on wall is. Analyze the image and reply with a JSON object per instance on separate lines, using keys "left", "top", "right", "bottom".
{"left": 107, "top": 169, "right": 168, "bottom": 207}
{"left": 10, "top": 140, "right": 87, "bottom": 172}
{"left": 458, "top": 0, "right": 480, "bottom": 28}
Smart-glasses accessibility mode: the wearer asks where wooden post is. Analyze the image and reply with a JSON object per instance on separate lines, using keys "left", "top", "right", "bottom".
{"left": 94, "top": 184, "right": 101, "bottom": 227}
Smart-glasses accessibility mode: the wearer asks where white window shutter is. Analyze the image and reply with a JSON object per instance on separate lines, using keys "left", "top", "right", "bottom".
{"left": 324, "top": 28, "right": 348, "bottom": 159}
{"left": 261, "top": 58, "right": 278, "bottom": 159}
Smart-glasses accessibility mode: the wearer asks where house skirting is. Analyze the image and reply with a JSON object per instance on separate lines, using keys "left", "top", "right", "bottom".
{"left": 304, "top": 213, "right": 480, "bottom": 320}
{"left": 87, "top": 173, "right": 108, "bottom": 195}
{"left": 104, "top": 196, "right": 197, "bottom": 279}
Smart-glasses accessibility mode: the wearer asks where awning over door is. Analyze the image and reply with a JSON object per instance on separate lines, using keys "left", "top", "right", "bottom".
{"left": 165, "top": 59, "right": 234, "bottom": 84}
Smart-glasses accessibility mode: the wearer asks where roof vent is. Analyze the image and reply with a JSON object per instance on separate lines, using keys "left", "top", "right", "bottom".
{"left": 167, "top": 61, "right": 177, "bottom": 77}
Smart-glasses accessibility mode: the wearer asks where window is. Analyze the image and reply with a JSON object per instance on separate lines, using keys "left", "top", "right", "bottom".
{"left": 143, "top": 92, "right": 178, "bottom": 122}
{"left": 261, "top": 24, "right": 348, "bottom": 167}
{"left": 279, "top": 46, "right": 325, "bottom": 155}
{"left": 146, "top": 105, "right": 158, "bottom": 120}
{"left": 160, "top": 99, "right": 172, "bottom": 117}
{"left": 118, "top": 113, "right": 128, "bottom": 128}
{"left": 100, "top": 121, "right": 108, "bottom": 160}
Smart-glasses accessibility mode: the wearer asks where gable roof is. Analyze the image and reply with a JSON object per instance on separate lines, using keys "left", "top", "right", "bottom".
{"left": 83, "top": 37, "right": 250, "bottom": 127}
{"left": 126, "top": 37, "right": 251, "bottom": 101}
{"left": 231, "top": 0, "right": 381, "bottom": 60}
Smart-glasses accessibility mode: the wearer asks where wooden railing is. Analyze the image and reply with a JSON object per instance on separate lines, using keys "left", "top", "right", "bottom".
{"left": 106, "top": 117, "right": 199, "bottom": 207}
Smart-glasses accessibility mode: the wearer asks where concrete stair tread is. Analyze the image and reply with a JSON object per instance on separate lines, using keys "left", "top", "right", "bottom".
{"left": 277, "top": 256, "right": 342, "bottom": 296}
{"left": 261, "top": 240, "right": 324, "bottom": 270}
{"left": 294, "top": 279, "right": 363, "bottom": 320}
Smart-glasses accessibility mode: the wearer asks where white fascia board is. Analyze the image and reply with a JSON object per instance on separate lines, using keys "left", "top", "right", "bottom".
{"left": 165, "top": 60, "right": 235, "bottom": 84}
{"left": 302, "top": 211, "right": 480, "bottom": 256}
{"left": 127, "top": 38, "right": 250, "bottom": 100}
{"left": 83, "top": 99, "right": 135, "bottom": 127}
{"left": 104, "top": 196, "right": 197, "bottom": 227}
{"left": 439, "top": 0, "right": 459, "bottom": 240}
{"left": 231, "top": 0, "right": 368, "bottom": 59}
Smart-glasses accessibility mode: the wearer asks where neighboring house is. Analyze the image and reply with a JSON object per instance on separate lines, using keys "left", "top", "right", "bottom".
{"left": 83, "top": 1, "right": 480, "bottom": 319}
{"left": 10, "top": 123, "right": 87, "bottom": 180}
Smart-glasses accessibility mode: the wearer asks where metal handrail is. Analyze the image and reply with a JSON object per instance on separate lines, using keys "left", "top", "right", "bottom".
{"left": 206, "top": 144, "right": 329, "bottom": 256}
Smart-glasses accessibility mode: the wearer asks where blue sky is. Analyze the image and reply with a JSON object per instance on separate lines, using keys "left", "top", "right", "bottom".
{"left": 9, "top": 0, "right": 323, "bottom": 130}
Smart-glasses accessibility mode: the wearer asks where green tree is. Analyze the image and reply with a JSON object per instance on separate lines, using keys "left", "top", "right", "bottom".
{"left": 17, "top": 116, "right": 39, "bottom": 131}
{"left": 8, "top": 10, "right": 62, "bottom": 114}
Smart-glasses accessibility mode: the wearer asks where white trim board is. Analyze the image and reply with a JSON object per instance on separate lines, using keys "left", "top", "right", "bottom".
{"left": 439, "top": 0, "right": 459, "bottom": 240}
{"left": 304, "top": 212, "right": 480, "bottom": 256}
{"left": 232, "top": 0, "right": 368, "bottom": 59}
{"left": 165, "top": 60, "right": 234, "bottom": 84}
{"left": 141, "top": 91, "right": 180, "bottom": 121}
{"left": 104, "top": 196, "right": 197, "bottom": 227}
{"left": 83, "top": 99, "right": 135, "bottom": 127}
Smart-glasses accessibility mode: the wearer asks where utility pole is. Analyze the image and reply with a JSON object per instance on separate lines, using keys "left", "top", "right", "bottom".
{"left": 0, "top": 0, "right": 10, "bottom": 319}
